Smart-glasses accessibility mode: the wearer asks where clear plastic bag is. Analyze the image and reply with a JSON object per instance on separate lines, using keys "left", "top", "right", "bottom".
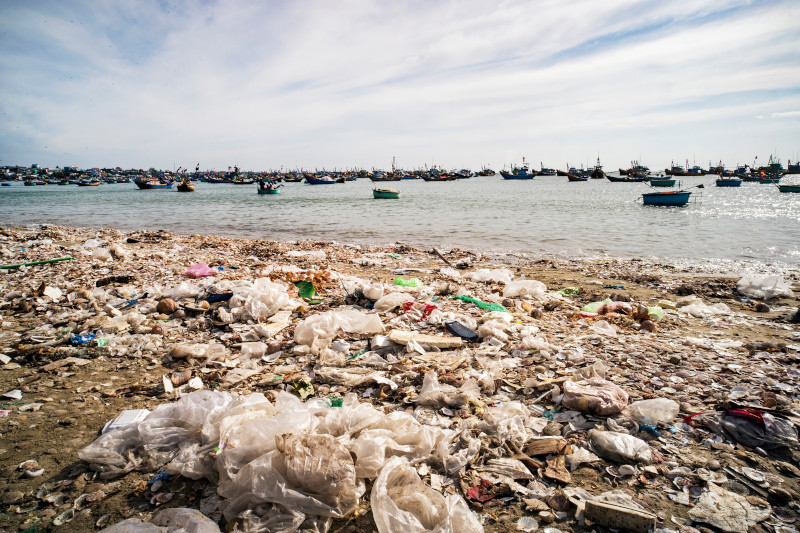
{"left": 589, "top": 429, "right": 653, "bottom": 464}
{"left": 373, "top": 293, "right": 415, "bottom": 313}
{"left": 294, "top": 309, "right": 384, "bottom": 349}
{"left": 502, "top": 279, "right": 547, "bottom": 299}
{"left": 371, "top": 456, "right": 483, "bottom": 533}
{"left": 561, "top": 378, "right": 629, "bottom": 416}
{"left": 623, "top": 398, "right": 680, "bottom": 425}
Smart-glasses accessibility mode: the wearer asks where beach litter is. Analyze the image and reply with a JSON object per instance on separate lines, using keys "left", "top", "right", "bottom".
{"left": 0, "top": 225, "right": 798, "bottom": 533}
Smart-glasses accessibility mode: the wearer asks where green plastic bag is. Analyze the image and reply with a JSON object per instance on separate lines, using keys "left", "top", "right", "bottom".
{"left": 556, "top": 287, "right": 579, "bottom": 295}
{"left": 394, "top": 277, "right": 422, "bottom": 287}
{"left": 581, "top": 299, "right": 611, "bottom": 314}
{"left": 647, "top": 306, "right": 664, "bottom": 321}
{"left": 451, "top": 295, "right": 508, "bottom": 313}
{"left": 294, "top": 280, "right": 316, "bottom": 299}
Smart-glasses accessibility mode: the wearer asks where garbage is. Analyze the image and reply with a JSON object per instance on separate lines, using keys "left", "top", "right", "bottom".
{"left": 737, "top": 274, "right": 794, "bottom": 300}
{"left": 294, "top": 309, "right": 384, "bottom": 349}
{"left": 583, "top": 500, "right": 656, "bottom": 533}
{"left": 451, "top": 295, "right": 508, "bottom": 312}
{"left": 561, "top": 378, "right": 629, "bottom": 416}
{"left": 623, "top": 398, "right": 680, "bottom": 425}
{"left": 374, "top": 292, "right": 415, "bottom": 312}
{"left": 185, "top": 263, "right": 217, "bottom": 278}
{"left": 371, "top": 456, "right": 483, "bottom": 533}
{"left": 2, "top": 225, "right": 798, "bottom": 533}
{"left": 468, "top": 268, "right": 512, "bottom": 284}
{"left": 394, "top": 276, "right": 423, "bottom": 287}
{"left": 588, "top": 429, "right": 653, "bottom": 464}
{"left": 688, "top": 483, "right": 770, "bottom": 533}
{"left": 99, "top": 507, "right": 221, "bottom": 532}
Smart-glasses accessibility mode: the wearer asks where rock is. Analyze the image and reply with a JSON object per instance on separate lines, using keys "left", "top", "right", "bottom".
{"left": 2, "top": 490, "right": 24, "bottom": 504}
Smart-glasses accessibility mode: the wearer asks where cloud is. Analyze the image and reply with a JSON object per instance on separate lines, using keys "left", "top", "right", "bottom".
{"left": 1, "top": 0, "right": 799, "bottom": 170}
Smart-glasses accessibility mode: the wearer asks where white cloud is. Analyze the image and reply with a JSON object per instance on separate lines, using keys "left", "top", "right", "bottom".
{"left": 1, "top": 0, "right": 798, "bottom": 170}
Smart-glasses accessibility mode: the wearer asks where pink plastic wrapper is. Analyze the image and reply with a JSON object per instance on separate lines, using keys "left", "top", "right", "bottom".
{"left": 185, "top": 263, "right": 217, "bottom": 278}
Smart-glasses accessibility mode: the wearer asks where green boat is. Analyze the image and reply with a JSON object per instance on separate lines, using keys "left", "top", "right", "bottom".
{"left": 373, "top": 188, "right": 399, "bottom": 199}
{"left": 257, "top": 182, "right": 280, "bottom": 194}
{"left": 778, "top": 184, "right": 800, "bottom": 193}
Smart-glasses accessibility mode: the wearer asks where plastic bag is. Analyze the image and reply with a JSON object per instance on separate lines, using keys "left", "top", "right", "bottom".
{"left": 467, "top": 269, "right": 512, "bottom": 284}
{"left": 374, "top": 292, "right": 415, "bottom": 313}
{"left": 416, "top": 371, "right": 480, "bottom": 408}
{"left": 99, "top": 507, "right": 222, "bottom": 533}
{"left": 92, "top": 248, "right": 113, "bottom": 262}
{"left": 688, "top": 409, "right": 800, "bottom": 450}
{"left": 394, "top": 277, "right": 423, "bottom": 287}
{"left": 737, "top": 274, "right": 794, "bottom": 300}
{"left": 371, "top": 456, "right": 484, "bottom": 533}
{"left": 680, "top": 302, "right": 731, "bottom": 317}
{"left": 561, "top": 378, "right": 629, "bottom": 416}
{"left": 589, "top": 320, "right": 616, "bottom": 337}
{"left": 502, "top": 279, "right": 547, "bottom": 299}
{"left": 294, "top": 309, "right": 384, "bottom": 349}
{"left": 623, "top": 398, "right": 680, "bottom": 425}
{"left": 589, "top": 429, "right": 653, "bottom": 464}
{"left": 186, "top": 263, "right": 217, "bottom": 278}
{"left": 229, "top": 278, "right": 292, "bottom": 321}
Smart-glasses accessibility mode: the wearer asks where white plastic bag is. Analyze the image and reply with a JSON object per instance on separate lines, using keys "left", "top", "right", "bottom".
{"left": 502, "top": 279, "right": 547, "bottom": 299}
{"left": 374, "top": 292, "right": 415, "bottom": 313}
{"left": 589, "top": 429, "right": 653, "bottom": 464}
{"left": 737, "top": 274, "right": 794, "bottom": 300}
{"left": 371, "top": 456, "right": 484, "bottom": 533}
{"left": 294, "top": 309, "right": 384, "bottom": 349}
{"left": 467, "top": 269, "right": 512, "bottom": 284}
{"left": 561, "top": 378, "right": 629, "bottom": 416}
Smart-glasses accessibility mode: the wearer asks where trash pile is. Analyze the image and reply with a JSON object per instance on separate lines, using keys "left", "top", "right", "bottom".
{"left": 1, "top": 225, "right": 799, "bottom": 533}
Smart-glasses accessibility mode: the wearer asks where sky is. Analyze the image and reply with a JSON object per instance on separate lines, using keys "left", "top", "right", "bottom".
{"left": 1, "top": 0, "right": 799, "bottom": 172}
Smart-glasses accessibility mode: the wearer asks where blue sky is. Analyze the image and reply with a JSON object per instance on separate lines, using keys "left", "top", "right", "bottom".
{"left": 1, "top": 0, "right": 798, "bottom": 171}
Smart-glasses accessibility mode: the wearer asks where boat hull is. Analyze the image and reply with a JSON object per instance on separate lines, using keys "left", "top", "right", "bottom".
{"left": 716, "top": 178, "right": 742, "bottom": 187}
{"left": 257, "top": 187, "right": 280, "bottom": 194}
{"left": 177, "top": 183, "right": 195, "bottom": 192}
{"left": 134, "top": 180, "right": 173, "bottom": 189}
{"left": 778, "top": 184, "right": 800, "bottom": 193}
{"left": 642, "top": 191, "right": 691, "bottom": 206}
{"left": 649, "top": 179, "right": 676, "bottom": 187}
{"left": 373, "top": 189, "right": 399, "bottom": 199}
{"left": 500, "top": 171, "right": 534, "bottom": 180}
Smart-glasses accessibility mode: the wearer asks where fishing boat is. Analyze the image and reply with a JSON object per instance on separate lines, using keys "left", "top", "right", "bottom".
{"left": 590, "top": 158, "right": 606, "bottom": 179}
{"left": 305, "top": 175, "right": 339, "bottom": 185}
{"left": 1, "top": 183, "right": 11, "bottom": 186}
{"left": 177, "top": 180, "right": 195, "bottom": 192}
{"left": 642, "top": 190, "right": 692, "bottom": 206}
{"left": 758, "top": 176, "right": 781, "bottom": 184}
{"left": 77, "top": 181, "right": 102, "bottom": 186}
{"left": 606, "top": 173, "right": 649, "bottom": 183}
{"left": 500, "top": 163, "right": 535, "bottom": 180}
{"left": 650, "top": 178, "right": 677, "bottom": 187}
{"left": 716, "top": 177, "right": 742, "bottom": 187}
{"left": 134, "top": 179, "right": 173, "bottom": 189}
{"left": 777, "top": 184, "right": 800, "bottom": 193}
{"left": 257, "top": 182, "right": 280, "bottom": 194}
{"left": 373, "top": 188, "right": 400, "bottom": 199}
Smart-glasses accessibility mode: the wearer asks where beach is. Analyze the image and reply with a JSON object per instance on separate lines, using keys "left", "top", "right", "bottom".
{"left": 0, "top": 224, "right": 798, "bottom": 533}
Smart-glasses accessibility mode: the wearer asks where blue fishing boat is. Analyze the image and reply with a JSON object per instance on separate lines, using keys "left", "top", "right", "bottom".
{"left": 500, "top": 163, "right": 534, "bottom": 180}
{"left": 642, "top": 190, "right": 691, "bottom": 206}
{"left": 134, "top": 179, "right": 173, "bottom": 189}
{"left": 305, "top": 175, "right": 339, "bottom": 185}
{"left": 716, "top": 178, "right": 742, "bottom": 187}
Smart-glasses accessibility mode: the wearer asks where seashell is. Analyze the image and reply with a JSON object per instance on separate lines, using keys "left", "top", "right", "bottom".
{"left": 617, "top": 465, "right": 638, "bottom": 477}
{"left": 72, "top": 493, "right": 88, "bottom": 510}
{"left": 18, "top": 460, "right": 40, "bottom": 471}
{"left": 44, "top": 492, "right": 68, "bottom": 506}
{"left": 673, "top": 476, "right": 691, "bottom": 489}
{"left": 605, "top": 466, "right": 620, "bottom": 478}
{"left": 53, "top": 508, "right": 74, "bottom": 526}
{"left": 96, "top": 514, "right": 112, "bottom": 528}
{"left": 696, "top": 468, "right": 727, "bottom": 484}
{"left": 150, "top": 480, "right": 164, "bottom": 492}
{"left": 440, "top": 408, "right": 454, "bottom": 417}
{"left": 170, "top": 370, "right": 192, "bottom": 386}
{"left": 85, "top": 490, "right": 106, "bottom": 503}
{"left": 150, "top": 492, "right": 174, "bottom": 505}
{"left": 742, "top": 467, "right": 766, "bottom": 484}
{"left": 23, "top": 469, "right": 44, "bottom": 478}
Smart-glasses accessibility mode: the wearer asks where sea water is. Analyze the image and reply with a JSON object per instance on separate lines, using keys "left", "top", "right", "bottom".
{"left": 1, "top": 176, "right": 798, "bottom": 272}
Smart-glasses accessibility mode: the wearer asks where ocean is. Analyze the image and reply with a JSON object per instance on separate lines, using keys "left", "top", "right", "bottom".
{"left": 2, "top": 176, "right": 798, "bottom": 273}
